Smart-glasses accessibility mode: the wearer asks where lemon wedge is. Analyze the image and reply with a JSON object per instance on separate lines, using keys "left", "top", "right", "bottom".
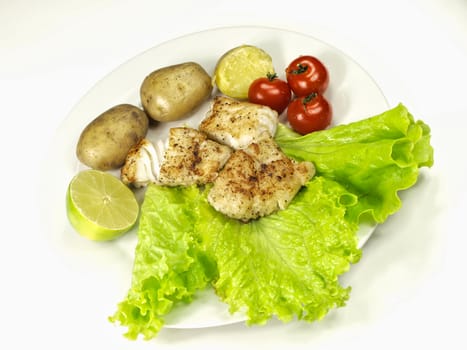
{"left": 213, "top": 45, "right": 275, "bottom": 99}
{"left": 66, "top": 169, "right": 139, "bottom": 241}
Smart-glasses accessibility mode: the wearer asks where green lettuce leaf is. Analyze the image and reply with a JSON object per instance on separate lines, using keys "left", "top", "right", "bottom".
{"left": 275, "top": 103, "right": 434, "bottom": 223}
{"left": 109, "top": 185, "right": 215, "bottom": 340}
{"left": 110, "top": 103, "right": 434, "bottom": 340}
{"left": 198, "top": 177, "right": 361, "bottom": 325}
{"left": 111, "top": 177, "right": 361, "bottom": 339}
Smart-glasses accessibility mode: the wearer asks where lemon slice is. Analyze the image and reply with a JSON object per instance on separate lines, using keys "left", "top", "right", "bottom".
{"left": 66, "top": 169, "right": 139, "bottom": 241}
{"left": 213, "top": 45, "right": 275, "bottom": 99}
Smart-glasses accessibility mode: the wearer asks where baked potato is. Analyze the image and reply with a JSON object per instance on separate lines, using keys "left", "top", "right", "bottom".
{"left": 76, "top": 104, "right": 149, "bottom": 171}
{"left": 140, "top": 62, "right": 212, "bottom": 122}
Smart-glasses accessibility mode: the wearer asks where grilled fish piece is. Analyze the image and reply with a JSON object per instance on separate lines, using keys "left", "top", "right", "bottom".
{"left": 207, "top": 132, "right": 315, "bottom": 221}
{"left": 158, "top": 127, "right": 232, "bottom": 186}
{"left": 199, "top": 95, "right": 278, "bottom": 149}
{"left": 121, "top": 138, "right": 165, "bottom": 188}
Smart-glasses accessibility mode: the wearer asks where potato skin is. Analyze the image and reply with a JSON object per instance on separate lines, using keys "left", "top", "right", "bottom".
{"left": 140, "top": 62, "right": 212, "bottom": 122}
{"left": 76, "top": 104, "right": 149, "bottom": 170}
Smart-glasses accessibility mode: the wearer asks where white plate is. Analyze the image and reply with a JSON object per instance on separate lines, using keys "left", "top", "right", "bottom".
{"left": 39, "top": 26, "right": 389, "bottom": 330}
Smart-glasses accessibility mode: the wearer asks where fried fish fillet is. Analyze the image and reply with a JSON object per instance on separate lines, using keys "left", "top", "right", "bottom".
{"left": 120, "top": 138, "right": 164, "bottom": 188}
{"left": 199, "top": 95, "right": 278, "bottom": 149}
{"left": 207, "top": 133, "right": 315, "bottom": 221}
{"left": 158, "top": 127, "right": 232, "bottom": 186}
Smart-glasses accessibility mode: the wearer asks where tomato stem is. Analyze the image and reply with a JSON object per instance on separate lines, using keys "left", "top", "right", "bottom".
{"left": 291, "top": 63, "right": 308, "bottom": 75}
{"left": 303, "top": 92, "right": 318, "bottom": 104}
{"left": 266, "top": 72, "right": 278, "bottom": 81}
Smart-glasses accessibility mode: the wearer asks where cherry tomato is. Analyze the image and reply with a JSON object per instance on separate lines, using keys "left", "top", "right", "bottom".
{"left": 287, "top": 93, "right": 332, "bottom": 134}
{"left": 248, "top": 73, "right": 292, "bottom": 114}
{"left": 285, "top": 55, "right": 329, "bottom": 96}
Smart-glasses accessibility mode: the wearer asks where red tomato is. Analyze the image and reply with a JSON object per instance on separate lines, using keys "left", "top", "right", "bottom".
{"left": 285, "top": 55, "right": 329, "bottom": 96}
{"left": 287, "top": 93, "right": 332, "bottom": 134}
{"left": 248, "top": 73, "right": 292, "bottom": 114}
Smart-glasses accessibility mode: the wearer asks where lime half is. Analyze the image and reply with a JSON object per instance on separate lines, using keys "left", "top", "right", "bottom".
{"left": 66, "top": 169, "right": 139, "bottom": 241}
{"left": 213, "top": 45, "right": 274, "bottom": 99}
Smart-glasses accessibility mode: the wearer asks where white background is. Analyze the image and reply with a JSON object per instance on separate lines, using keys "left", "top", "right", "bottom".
{"left": 1, "top": 0, "right": 466, "bottom": 349}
